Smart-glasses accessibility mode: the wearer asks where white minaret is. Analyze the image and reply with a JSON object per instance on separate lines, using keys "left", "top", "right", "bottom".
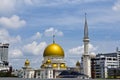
{"left": 82, "top": 13, "right": 91, "bottom": 77}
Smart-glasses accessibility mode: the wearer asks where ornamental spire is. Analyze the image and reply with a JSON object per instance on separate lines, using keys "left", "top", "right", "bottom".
{"left": 84, "top": 13, "right": 89, "bottom": 39}
{"left": 53, "top": 34, "right": 55, "bottom": 43}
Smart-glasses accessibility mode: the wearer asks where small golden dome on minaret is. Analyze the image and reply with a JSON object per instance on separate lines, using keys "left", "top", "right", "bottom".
{"left": 24, "top": 59, "right": 30, "bottom": 67}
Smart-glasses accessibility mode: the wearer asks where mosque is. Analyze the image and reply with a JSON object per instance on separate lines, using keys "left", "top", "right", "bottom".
{"left": 20, "top": 38, "right": 69, "bottom": 78}
{"left": 18, "top": 14, "right": 91, "bottom": 79}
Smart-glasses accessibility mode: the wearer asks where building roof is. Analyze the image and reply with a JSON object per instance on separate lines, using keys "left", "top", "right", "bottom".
{"left": 97, "top": 52, "right": 117, "bottom": 57}
{"left": 58, "top": 70, "right": 88, "bottom": 78}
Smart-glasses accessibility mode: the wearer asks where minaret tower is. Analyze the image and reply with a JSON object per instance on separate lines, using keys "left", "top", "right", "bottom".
{"left": 83, "top": 13, "right": 91, "bottom": 77}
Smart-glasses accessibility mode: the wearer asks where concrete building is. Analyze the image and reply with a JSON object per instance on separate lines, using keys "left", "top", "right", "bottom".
{"left": 0, "top": 43, "right": 9, "bottom": 62}
{"left": 91, "top": 51, "right": 119, "bottom": 78}
{"left": 0, "top": 43, "right": 9, "bottom": 71}
{"left": 116, "top": 47, "right": 120, "bottom": 67}
{"left": 97, "top": 47, "right": 120, "bottom": 68}
{"left": 107, "top": 68, "right": 120, "bottom": 78}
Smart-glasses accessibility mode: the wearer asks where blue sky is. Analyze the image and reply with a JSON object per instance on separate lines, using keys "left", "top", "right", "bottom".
{"left": 0, "top": 0, "right": 120, "bottom": 69}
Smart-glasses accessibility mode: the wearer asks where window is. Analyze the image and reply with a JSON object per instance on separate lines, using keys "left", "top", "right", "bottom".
{"left": 101, "top": 58, "right": 105, "bottom": 60}
{"left": 107, "top": 58, "right": 111, "bottom": 60}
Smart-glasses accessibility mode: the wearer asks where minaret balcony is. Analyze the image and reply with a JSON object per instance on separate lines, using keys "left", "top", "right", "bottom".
{"left": 83, "top": 39, "right": 89, "bottom": 42}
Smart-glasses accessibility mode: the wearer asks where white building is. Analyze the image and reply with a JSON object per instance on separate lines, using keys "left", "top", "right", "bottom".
{"left": 92, "top": 54, "right": 119, "bottom": 78}
{"left": 0, "top": 61, "right": 9, "bottom": 71}
{"left": 0, "top": 43, "right": 9, "bottom": 71}
{"left": 116, "top": 47, "right": 120, "bottom": 67}
{"left": 35, "top": 68, "right": 54, "bottom": 79}
{"left": 37, "top": 40, "right": 67, "bottom": 79}
{"left": 0, "top": 43, "right": 9, "bottom": 62}
{"left": 18, "top": 40, "right": 67, "bottom": 79}
{"left": 20, "top": 59, "right": 35, "bottom": 78}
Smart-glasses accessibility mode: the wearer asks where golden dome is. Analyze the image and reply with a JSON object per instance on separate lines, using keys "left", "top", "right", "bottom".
{"left": 43, "top": 43, "right": 64, "bottom": 57}
{"left": 41, "top": 63, "right": 46, "bottom": 68}
{"left": 24, "top": 59, "right": 30, "bottom": 66}
{"left": 76, "top": 61, "right": 80, "bottom": 67}
{"left": 60, "top": 63, "right": 66, "bottom": 68}
{"left": 46, "top": 59, "right": 51, "bottom": 64}
{"left": 52, "top": 63, "right": 58, "bottom": 68}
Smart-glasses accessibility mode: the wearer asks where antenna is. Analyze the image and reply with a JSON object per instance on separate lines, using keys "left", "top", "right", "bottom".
{"left": 116, "top": 47, "right": 119, "bottom": 52}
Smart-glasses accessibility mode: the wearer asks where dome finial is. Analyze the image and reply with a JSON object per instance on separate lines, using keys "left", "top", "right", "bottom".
{"left": 53, "top": 34, "right": 55, "bottom": 43}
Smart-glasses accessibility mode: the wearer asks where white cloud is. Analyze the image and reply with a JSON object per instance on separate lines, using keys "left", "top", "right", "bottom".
{"left": 88, "top": 44, "right": 97, "bottom": 53}
{"left": 83, "top": 0, "right": 109, "bottom": 3}
{"left": 0, "top": 0, "right": 16, "bottom": 13}
{"left": 0, "top": 0, "right": 109, "bottom": 14}
{"left": 23, "top": 41, "right": 47, "bottom": 55}
{"left": 66, "top": 58, "right": 78, "bottom": 67}
{"left": 67, "top": 44, "right": 96, "bottom": 66}
{"left": 69, "top": 45, "right": 84, "bottom": 54}
{"left": 23, "top": 0, "right": 107, "bottom": 7}
{"left": 31, "top": 32, "right": 42, "bottom": 40}
{"left": 90, "top": 52, "right": 96, "bottom": 58}
{"left": 112, "top": 0, "right": 120, "bottom": 11}
{"left": 9, "top": 49, "right": 23, "bottom": 58}
{"left": 10, "top": 35, "right": 21, "bottom": 44}
{"left": 68, "top": 44, "right": 96, "bottom": 54}
{"left": 0, "top": 0, "right": 35, "bottom": 13}
{"left": 0, "top": 15, "right": 26, "bottom": 29}
{"left": 0, "top": 29, "right": 21, "bottom": 44}
{"left": 24, "top": 0, "right": 33, "bottom": 5}
{"left": 0, "top": 29, "right": 9, "bottom": 41}
{"left": 17, "top": 0, "right": 82, "bottom": 7}
{"left": 44, "top": 27, "right": 63, "bottom": 36}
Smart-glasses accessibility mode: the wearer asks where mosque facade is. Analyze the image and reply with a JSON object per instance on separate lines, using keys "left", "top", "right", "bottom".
{"left": 18, "top": 14, "right": 90, "bottom": 79}
{"left": 19, "top": 41, "right": 68, "bottom": 79}
{"left": 19, "top": 40, "right": 89, "bottom": 79}
{"left": 36, "top": 41, "right": 67, "bottom": 79}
